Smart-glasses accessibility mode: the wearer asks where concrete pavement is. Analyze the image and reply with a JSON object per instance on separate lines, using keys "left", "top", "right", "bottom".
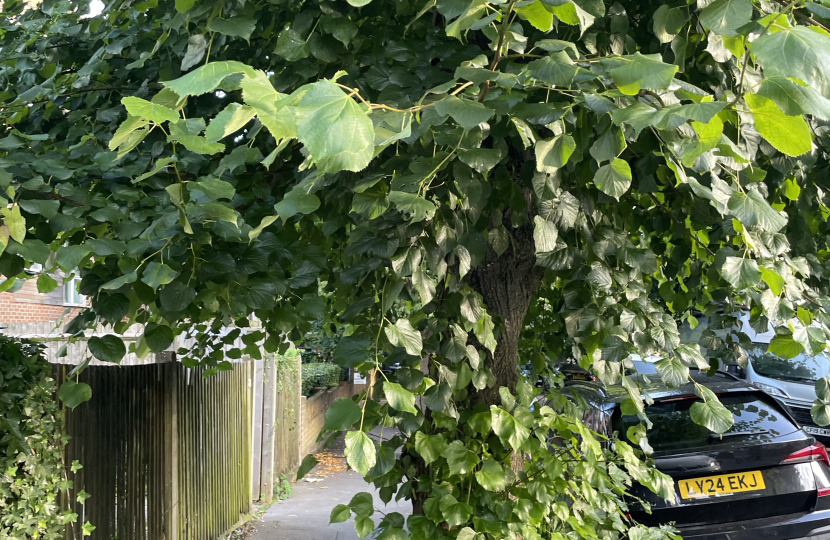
{"left": 247, "top": 434, "right": 410, "bottom": 540}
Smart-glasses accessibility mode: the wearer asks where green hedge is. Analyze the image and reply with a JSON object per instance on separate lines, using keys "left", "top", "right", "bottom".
{"left": 0, "top": 335, "right": 81, "bottom": 539}
{"left": 302, "top": 363, "right": 342, "bottom": 396}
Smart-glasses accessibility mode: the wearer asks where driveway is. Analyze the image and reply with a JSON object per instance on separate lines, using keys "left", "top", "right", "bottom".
{"left": 248, "top": 432, "right": 410, "bottom": 540}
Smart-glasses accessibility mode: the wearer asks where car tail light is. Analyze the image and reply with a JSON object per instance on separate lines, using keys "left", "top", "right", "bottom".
{"left": 781, "top": 443, "right": 830, "bottom": 467}
{"left": 819, "top": 487, "right": 830, "bottom": 497}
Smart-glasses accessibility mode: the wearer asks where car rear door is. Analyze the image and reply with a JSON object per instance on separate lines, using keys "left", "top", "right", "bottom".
{"left": 623, "top": 391, "right": 820, "bottom": 527}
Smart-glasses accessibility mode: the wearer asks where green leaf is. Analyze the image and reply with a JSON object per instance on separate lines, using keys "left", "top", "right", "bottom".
{"left": 746, "top": 93, "right": 812, "bottom": 157}
{"left": 96, "top": 293, "right": 130, "bottom": 323}
{"left": 699, "top": 0, "right": 752, "bottom": 37}
{"left": 144, "top": 323, "right": 174, "bottom": 352}
{"left": 141, "top": 261, "right": 179, "bottom": 289}
{"left": 535, "top": 134, "right": 576, "bottom": 173}
{"left": 433, "top": 96, "right": 494, "bottom": 130}
{"left": 751, "top": 26, "right": 830, "bottom": 97}
{"left": 275, "top": 187, "right": 321, "bottom": 219}
{"left": 170, "top": 134, "right": 225, "bottom": 155}
{"left": 325, "top": 398, "right": 362, "bottom": 431}
{"left": 440, "top": 494, "right": 472, "bottom": 527}
{"left": 109, "top": 116, "right": 150, "bottom": 151}
{"left": 163, "top": 61, "right": 256, "bottom": 98}
{"left": 817, "top": 378, "right": 830, "bottom": 402}
{"left": 757, "top": 77, "right": 830, "bottom": 121}
{"left": 458, "top": 148, "right": 502, "bottom": 173}
{"left": 653, "top": 5, "right": 685, "bottom": 43}
{"left": 1, "top": 206, "right": 26, "bottom": 243}
{"left": 101, "top": 272, "right": 137, "bottom": 291}
{"left": 330, "top": 502, "right": 352, "bottom": 523}
{"left": 292, "top": 80, "right": 375, "bottom": 173}
{"left": 59, "top": 381, "right": 92, "bottom": 410}
{"left": 18, "top": 199, "right": 59, "bottom": 219}
{"left": 812, "top": 401, "right": 830, "bottom": 427}
{"left": 121, "top": 97, "right": 179, "bottom": 124}
{"left": 205, "top": 104, "right": 256, "bottom": 142}
{"left": 491, "top": 407, "right": 530, "bottom": 451}
{"left": 760, "top": 266, "right": 785, "bottom": 296}
{"left": 654, "top": 356, "right": 689, "bottom": 387}
{"left": 516, "top": 0, "right": 554, "bottom": 31}
{"left": 175, "top": 0, "right": 196, "bottom": 12}
{"left": 384, "top": 318, "right": 423, "bottom": 357}
{"left": 593, "top": 158, "right": 632, "bottom": 199}
{"left": 296, "top": 454, "right": 319, "bottom": 481}
{"left": 349, "top": 492, "right": 374, "bottom": 517}
{"left": 387, "top": 192, "right": 436, "bottom": 223}
{"left": 240, "top": 71, "right": 296, "bottom": 140}
{"left": 533, "top": 216, "right": 558, "bottom": 253}
{"left": 37, "top": 272, "right": 57, "bottom": 294}
{"left": 528, "top": 52, "right": 578, "bottom": 87}
{"left": 160, "top": 282, "right": 196, "bottom": 312}
{"left": 56, "top": 244, "right": 93, "bottom": 270}
{"left": 768, "top": 333, "right": 804, "bottom": 359}
{"left": 610, "top": 53, "right": 678, "bottom": 95}
{"left": 190, "top": 178, "right": 236, "bottom": 201}
{"left": 727, "top": 189, "right": 787, "bottom": 232}
{"left": 274, "top": 29, "right": 310, "bottom": 61}
{"left": 331, "top": 504, "right": 351, "bottom": 523}
{"left": 181, "top": 34, "right": 207, "bottom": 71}
{"left": 589, "top": 128, "right": 626, "bottom": 164}
{"left": 475, "top": 458, "right": 506, "bottom": 491}
{"left": 414, "top": 432, "right": 446, "bottom": 465}
{"left": 88, "top": 335, "right": 127, "bottom": 363}
{"left": 207, "top": 17, "right": 256, "bottom": 41}
{"left": 690, "top": 386, "right": 734, "bottom": 435}
{"left": 444, "top": 440, "right": 480, "bottom": 475}
{"left": 82, "top": 521, "right": 96, "bottom": 537}
{"left": 355, "top": 516, "right": 374, "bottom": 538}
{"left": 721, "top": 257, "right": 761, "bottom": 290}
{"left": 383, "top": 381, "right": 418, "bottom": 414}
{"left": 345, "top": 431, "right": 376, "bottom": 476}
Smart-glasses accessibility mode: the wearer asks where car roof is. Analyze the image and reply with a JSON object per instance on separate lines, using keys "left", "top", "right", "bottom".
{"left": 569, "top": 371, "right": 757, "bottom": 405}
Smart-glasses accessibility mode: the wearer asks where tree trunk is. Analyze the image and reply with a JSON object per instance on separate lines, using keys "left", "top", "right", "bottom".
{"left": 469, "top": 216, "right": 544, "bottom": 405}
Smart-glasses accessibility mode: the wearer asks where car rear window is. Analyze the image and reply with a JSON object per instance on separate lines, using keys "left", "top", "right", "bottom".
{"left": 616, "top": 392, "right": 798, "bottom": 452}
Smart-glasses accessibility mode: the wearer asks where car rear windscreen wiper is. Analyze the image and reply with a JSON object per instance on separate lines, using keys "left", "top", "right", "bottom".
{"left": 709, "top": 429, "right": 770, "bottom": 439}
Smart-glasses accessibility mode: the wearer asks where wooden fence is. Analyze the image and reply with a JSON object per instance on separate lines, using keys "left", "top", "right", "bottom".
{"left": 1, "top": 315, "right": 354, "bottom": 539}
{"left": 55, "top": 362, "right": 253, "bottom": 540}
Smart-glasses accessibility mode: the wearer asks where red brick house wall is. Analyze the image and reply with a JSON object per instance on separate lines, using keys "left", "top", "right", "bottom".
{"left": 0, "top": 277, "right": 84, "bottom": 324}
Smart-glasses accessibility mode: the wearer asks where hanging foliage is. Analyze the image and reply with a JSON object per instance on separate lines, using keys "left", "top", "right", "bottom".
{"left": 4, "top": 0, "right": 830, "bottom": 538}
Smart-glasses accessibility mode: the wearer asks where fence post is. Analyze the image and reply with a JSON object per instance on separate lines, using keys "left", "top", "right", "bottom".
{"left": 163, "top": 364, "right": 179, "bottom": 540}
{"left": 260, "top": 358, "right": 278, "bottom": 503}
{"left": 250, "top": 359, "right": 264, "bottom": 501}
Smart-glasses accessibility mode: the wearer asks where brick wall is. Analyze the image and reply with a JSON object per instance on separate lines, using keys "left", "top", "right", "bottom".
{"left": 0, "top": 292, "right": 82, "bottom": 323}
{"left": 0, "top": 275, "right": 85, "bottom": 324}
{"left": 299, "top": 380, "right": 355, "bottom": 456}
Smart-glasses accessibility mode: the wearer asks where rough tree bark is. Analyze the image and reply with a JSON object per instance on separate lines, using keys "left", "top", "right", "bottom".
{"left": 469, "top": 192, "right": 544, "bottom": 405}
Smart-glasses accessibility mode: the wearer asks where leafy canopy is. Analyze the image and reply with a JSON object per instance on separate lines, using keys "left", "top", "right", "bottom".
{"left": 4, "top": 0, "right": 830, "bottom": 538}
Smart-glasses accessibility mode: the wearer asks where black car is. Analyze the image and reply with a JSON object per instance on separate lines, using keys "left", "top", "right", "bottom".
{"left": 565, "top": 371, "right": 830, "bottom": 540}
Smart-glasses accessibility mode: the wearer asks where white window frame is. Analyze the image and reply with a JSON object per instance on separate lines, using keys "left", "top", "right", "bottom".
{"left": 63, "top": 273, "right": 85, "bottom": 306}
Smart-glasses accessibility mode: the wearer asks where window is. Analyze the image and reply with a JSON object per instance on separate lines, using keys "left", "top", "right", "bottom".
{"left": 616, "top": 392, "right": 798, "bottom": 452}
{"left": 63, "top": 274, "right": 84, "bottom": 306}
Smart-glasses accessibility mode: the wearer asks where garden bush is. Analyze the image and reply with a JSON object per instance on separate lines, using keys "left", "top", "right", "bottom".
{"left": 301, "top": 363, "right": 342, "bottom": 397}
{"left": 0, "top": 335, "right": 83, "bottom": 539}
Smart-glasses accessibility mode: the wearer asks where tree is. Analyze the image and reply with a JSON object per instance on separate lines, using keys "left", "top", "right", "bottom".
{"left": 4, "top": 0, "right": 830, "bottom": 538}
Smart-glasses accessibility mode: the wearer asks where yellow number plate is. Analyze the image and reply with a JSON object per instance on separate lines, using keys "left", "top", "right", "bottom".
{"left": 678, "top": 471, "right": 766, "bottom": 499}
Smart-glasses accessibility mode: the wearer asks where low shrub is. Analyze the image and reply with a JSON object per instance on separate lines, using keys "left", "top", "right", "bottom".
{"left": 301, "top": 363, "right": 342, "bottom": 396}
{"left": 0, "top": 335, "right": 81, "bottom": 539}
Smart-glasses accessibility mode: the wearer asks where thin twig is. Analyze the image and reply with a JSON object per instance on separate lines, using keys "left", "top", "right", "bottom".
{"left": 479, "top": 0, "right": 517, "bottom": 103}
